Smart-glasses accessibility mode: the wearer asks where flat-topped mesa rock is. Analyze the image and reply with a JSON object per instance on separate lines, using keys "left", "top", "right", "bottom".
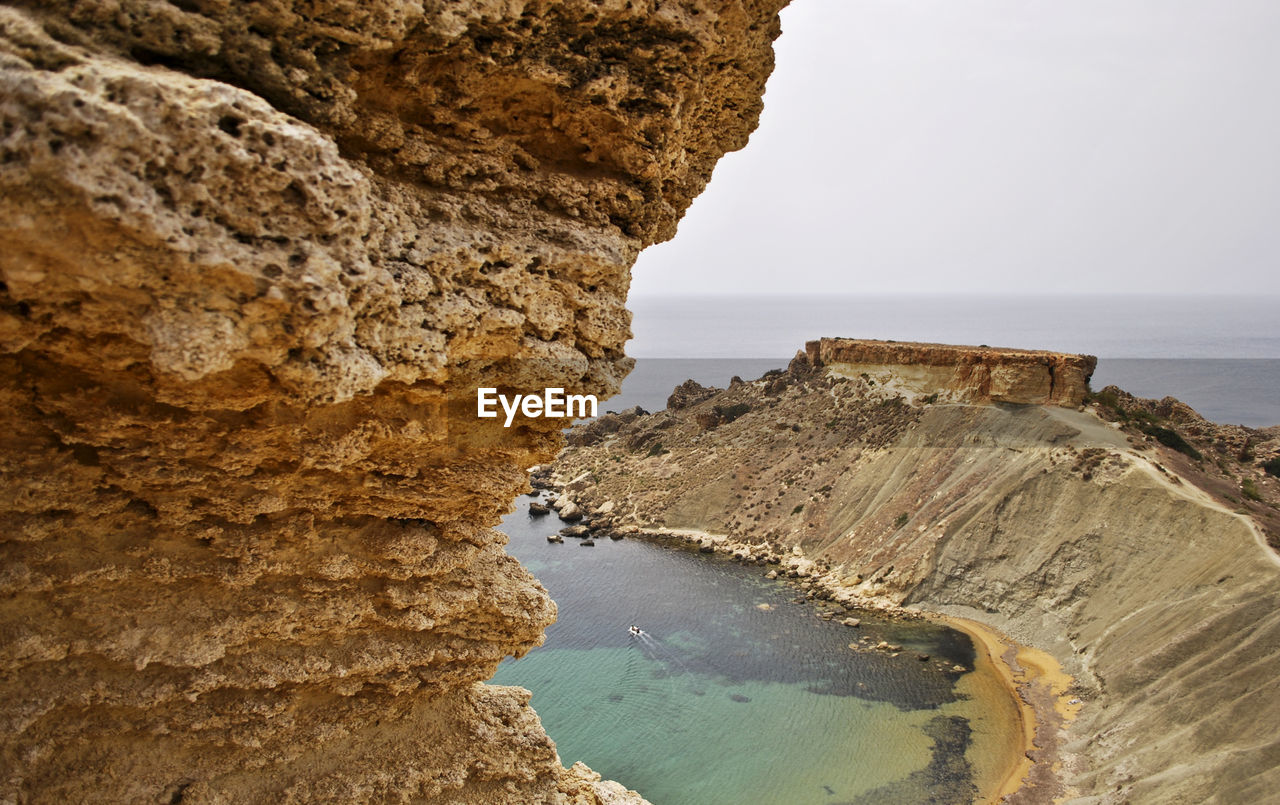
{"left": 804, "top": 338, "right": 1097, "bottom": 407}
{"left": 0, "top": 2, "right": 786, "bottom": 801}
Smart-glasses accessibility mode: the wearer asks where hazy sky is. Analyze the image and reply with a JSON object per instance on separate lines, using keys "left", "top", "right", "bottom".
{"left": 630, "top": 0, "right": 1280, "bottom": 297}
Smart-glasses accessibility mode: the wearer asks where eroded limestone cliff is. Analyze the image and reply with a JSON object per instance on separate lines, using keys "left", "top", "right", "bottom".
{"left": 0, "top": 2, "right": 786, "bottom": 800}
{"left": 555, "top": 352, "right": 1280, "bottom": 804}
{"left": 807, "top": 338, "right": 1097, "bottom": 407}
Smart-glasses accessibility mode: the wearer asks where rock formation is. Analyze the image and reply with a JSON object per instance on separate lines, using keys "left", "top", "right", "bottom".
{"left": 555, "top": 359, "right": 1280, "bottom": 803}
{"left": 806, "top": 338, "right": 1097, "bottom": 407}
{"left": 0, "top": 1, "right": 785, "bottom": 800}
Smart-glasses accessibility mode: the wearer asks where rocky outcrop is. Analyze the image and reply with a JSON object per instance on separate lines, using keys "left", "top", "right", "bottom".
{"left": 556, "top": 359, "right": 1280, "bottom": 803}
{"left": 565, "top": 405, "right": 648, "bottom": 447}
{"left": 0, "top": 2, "right": 785, "bottom": 801}
{"left": 666, "top": 378, "right": 717, "bottom": 410}
{"left": 804, "top": 338, "right": 1096, "bottom": 407}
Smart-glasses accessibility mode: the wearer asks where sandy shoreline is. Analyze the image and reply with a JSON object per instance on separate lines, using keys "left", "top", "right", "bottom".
{"left": 930, "top": 613, "right": 1076, "bottom": 803}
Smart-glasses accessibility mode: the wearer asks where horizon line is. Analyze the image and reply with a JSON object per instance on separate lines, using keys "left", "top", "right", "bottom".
{"left": 627, "top": 291, "right": 1280, "bottom": 299}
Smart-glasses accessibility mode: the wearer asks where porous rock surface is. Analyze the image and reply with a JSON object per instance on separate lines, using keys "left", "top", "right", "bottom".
{"left": 807, "top": 337, "right": 1097, "bottom": 407}
{"left": 0, "top": 1, "right": 784, "bottom": 801}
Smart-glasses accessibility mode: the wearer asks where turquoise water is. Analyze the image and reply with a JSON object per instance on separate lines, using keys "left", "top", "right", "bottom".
{"left": 493, "top": 499, "right": 1021, "bottom": 804}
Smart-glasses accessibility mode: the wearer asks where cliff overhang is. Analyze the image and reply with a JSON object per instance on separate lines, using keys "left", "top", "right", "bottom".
{"left": 0, "top": 2, "right": 787, "bottom": 801}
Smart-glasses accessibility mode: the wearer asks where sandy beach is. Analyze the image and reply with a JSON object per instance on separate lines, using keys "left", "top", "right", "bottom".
{"left": 935, "top": 614, "right": 1079, "bottom": 804}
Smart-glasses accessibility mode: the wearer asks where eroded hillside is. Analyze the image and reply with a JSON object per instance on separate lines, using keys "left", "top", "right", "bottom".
{"left": 554, "top": 345, "right": 1280, "bottom": 804}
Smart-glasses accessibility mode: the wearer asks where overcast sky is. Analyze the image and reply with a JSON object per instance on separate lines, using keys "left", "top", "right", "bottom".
{"left": 630, "top": 0, "right": 1280, "bottom": 297}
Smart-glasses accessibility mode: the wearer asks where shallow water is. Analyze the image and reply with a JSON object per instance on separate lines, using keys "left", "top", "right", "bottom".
{"left": 493, "top": 499, "right": 1021, "bottom": 804}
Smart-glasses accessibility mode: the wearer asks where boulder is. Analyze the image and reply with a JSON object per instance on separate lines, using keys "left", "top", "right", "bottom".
{"left": 559, "top": 502, "right": 584, "bottom": 521}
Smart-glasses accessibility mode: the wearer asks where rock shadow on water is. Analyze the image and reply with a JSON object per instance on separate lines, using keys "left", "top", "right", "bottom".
{"left": 666, "top": 618, "right": 977, "bottom": 711}
{"left": 842, "top": 715, "right": 979, "bottom": 805}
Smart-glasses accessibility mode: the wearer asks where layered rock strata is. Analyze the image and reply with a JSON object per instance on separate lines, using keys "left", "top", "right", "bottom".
{"left": 0, "top": 2, "right": 785, "bottom": 800}
{"left": 807, "top": 337, "right": 1097, "bottom": 407}
{"left": 555, "top": 358, "right": 1280, "bottom": 803}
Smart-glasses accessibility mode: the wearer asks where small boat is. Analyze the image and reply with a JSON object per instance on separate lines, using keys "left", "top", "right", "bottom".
{"left": 628, "top": 625, "right": 643, "bottom": 636}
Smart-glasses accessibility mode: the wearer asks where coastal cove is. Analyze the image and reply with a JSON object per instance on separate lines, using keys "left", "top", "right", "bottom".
{"left": 6, "top": 1, "right": 1280, "bottom": 801}
{"left": 550, "top": 341, "right": 1280, "bottom": 803}
{"left": 493, "top": 498, "right": 1026, "bottom": 805}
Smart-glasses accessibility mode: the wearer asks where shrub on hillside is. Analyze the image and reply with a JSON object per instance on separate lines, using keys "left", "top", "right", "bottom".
{"left": 1241, "top": 478, "right": 1262, "bottom": 502}
{"left": 1142, "top": 425, "right": 1202, "bottom": 461}
{"left": 1086, "top": 389, "right": 1122, "bottom": 412}
{"left": 714, "top": 402, "right": 751, "bottom": 423}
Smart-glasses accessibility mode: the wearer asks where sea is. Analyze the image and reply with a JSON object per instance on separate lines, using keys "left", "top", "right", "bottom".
{"left": 491, "top": 293, "right": 1279, "bottom": 804}
{"left": 616, "top": 294, "right": 1280, "bottom": 427}
{"left": 493, "top": 501, "right": 1020, "bottom": 805}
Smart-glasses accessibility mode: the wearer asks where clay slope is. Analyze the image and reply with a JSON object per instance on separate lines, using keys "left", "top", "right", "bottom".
{"left": 556, "top": 355, "right": 1280, "bottom": 803}
{"left": 0, "top": 2, "right": 785, "bottom": 801}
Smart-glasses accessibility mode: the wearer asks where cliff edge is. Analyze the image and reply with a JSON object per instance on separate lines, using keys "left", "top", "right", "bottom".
{"left": 0, "top": 2, "right": 786, "bottom": 801}
{"left": 807, "top": 337, "right": 1097, "bottom": 407}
